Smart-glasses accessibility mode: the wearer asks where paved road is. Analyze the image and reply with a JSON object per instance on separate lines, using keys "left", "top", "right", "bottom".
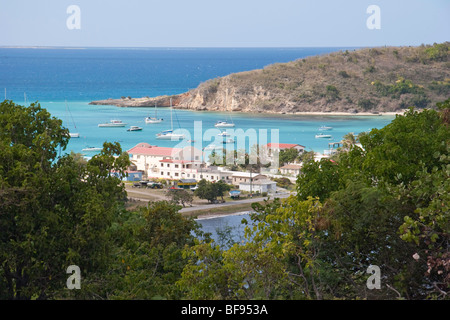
{"left": 179, "top": 192, "right": 293, "bottom": 213}
{"left": 125, "top": 186, "right": 294, "bottom": 214}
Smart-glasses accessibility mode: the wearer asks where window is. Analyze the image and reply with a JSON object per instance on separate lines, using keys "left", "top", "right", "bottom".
{"left": 175, "top": 173, "right": 179, "bottom": 177}
{"left": 175, "top": 164, "right": 179, "bottom": 168}
{"left": 161, "top": 172, "right": 164, "bottom": 175}
{"left": 166, "top": 164, "right": 170, "bottom": 167}
{"left": 161, "top": 163, "right": 163, "bottom": 167}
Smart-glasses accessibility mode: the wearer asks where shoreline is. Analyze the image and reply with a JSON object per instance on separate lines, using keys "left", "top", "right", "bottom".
{"left": 88, "top": 98, "right": 404, "bottom": 117}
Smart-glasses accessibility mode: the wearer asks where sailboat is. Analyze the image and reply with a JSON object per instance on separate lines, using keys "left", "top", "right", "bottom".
{"left": 65, "top": 100, "right": 80, "bottom": 138}
{"left": 145, "top": 102, "right": 163, "bottom": 124}
{"left": 214, "top": 89, "right": 235, "bottom": 128}
{"left": 156, "top": 98, "right": 185, "bottom": 140}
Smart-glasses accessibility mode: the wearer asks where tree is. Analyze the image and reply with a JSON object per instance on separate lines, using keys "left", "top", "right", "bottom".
{"left": 194, "top": 179, "right": 230, "bottom": 203}
{"left": 279, "top": 148, "right": 300, "bottom": 166}
{"left": 167, "top": 189, "right": 194, "bottom": 207}
{"left": 0, "top": 101, "right": 130, "bottom": 299}
{"left": 94, "top": 200, "right": 202, "bottom": 300}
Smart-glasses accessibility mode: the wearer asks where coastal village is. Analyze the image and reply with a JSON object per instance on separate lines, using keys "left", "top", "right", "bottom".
{"left": 120, "top": 138, "right": 347, "bottom": 213}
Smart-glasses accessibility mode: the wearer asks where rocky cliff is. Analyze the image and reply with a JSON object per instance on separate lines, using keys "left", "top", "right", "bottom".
{"left": 90, "top": 43, "right": 450, "bottom": 114}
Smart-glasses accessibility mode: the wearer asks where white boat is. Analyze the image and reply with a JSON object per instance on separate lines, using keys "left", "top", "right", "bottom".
{"left": 156, "top": 129, "right": 185, "bottom": 140}
{"left": 223, "top": 138, "right": 235, "bottom": 144}
{"left": 203, "top": 144, "right": 221, "bottom": 151}
{"left": 145, "top": 117, "right": 163, "bottom": 124}
{"left": 215, "top": 120, "right": 235, "bottom": 128}
{"left": 319, "top": 125, "right": 333, "bottom": 131}
{"left": 82, "top": 147, "right": 102, "bottom": 152}
{"left": 315, "top": 133, "right": 333, "bottom": 139}
{"left": 214, "top": 89, "right": 235, "bottom": 128}
{"left": 218, "top": 131, "right": 230, "bottom": 136}
{"left": 127, "top": 126, "right": 143, "bottom": 131}
{"left": 145, "top": 102, "right": 163, "bottom": 124}
{"left": 98, "top": 119, "right": 127, "bottom": 127}
{"left": 156, "top": 98, "right": 185, "bottom": 140}
{"left": 65, "top": 100, "right": 80, "bottom": 138}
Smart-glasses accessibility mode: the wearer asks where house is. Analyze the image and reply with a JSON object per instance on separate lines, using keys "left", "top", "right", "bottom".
{"left": 280, "top": 163, "right": 302, "bottom": 176}
{"left": 231, "top": 172, "right": 267, "bottom": 186}
{"left": 239, "top": 179, "right": 277, "bottom": 194}
{"left": 265, "top": 143, "right": 305, "bottom": 157}
{"left": 127, "top": 143, "right": 203, "bottom": 180}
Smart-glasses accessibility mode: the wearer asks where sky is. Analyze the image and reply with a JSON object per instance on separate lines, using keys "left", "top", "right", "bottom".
{"left": 0, "top": 0, "right": 448, "bottom": 47}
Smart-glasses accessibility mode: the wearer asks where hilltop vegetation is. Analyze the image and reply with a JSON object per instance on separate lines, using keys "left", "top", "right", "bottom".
{"left": 174, "top": 42, "right": 448, "bottom": 114}
{"left": 90, "top": 43, "right": 449, "bottom": 114}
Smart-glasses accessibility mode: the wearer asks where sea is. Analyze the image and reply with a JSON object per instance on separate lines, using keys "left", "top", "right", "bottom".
{"left": 0, "top": 47, "right": 396, "bottom": 243}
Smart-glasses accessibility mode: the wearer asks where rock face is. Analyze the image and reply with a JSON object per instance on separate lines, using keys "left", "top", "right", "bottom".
{"left": 90, "top": 43, "right": 450, "bottom": 114}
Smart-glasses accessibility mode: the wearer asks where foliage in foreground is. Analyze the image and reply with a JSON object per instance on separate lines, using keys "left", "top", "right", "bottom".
{"left": 0, "top": 99, "right": 448, "bottom": 300}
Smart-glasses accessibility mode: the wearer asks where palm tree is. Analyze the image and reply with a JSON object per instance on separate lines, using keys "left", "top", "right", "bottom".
{"left": 341, "top": 132, "right": 357, "bottom": 150}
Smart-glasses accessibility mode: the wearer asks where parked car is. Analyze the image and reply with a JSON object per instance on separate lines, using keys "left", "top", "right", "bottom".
{"left": 147, "top": 182, "right": 163, "bottom": 189}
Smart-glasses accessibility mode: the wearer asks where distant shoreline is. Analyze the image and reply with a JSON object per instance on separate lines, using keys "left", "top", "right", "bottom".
{"left": 89, "top": 97, "right": 404, "bottom": 117}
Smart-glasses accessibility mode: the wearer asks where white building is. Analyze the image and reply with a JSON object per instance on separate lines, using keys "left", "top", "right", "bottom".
{"left": 127, "top": 142, "right": 204, "bottom": 180}
{"left": 239, "top": 179, "right": 277, "bottom": 194}
{"left": 280, "top": 163, "right": 302, "bottom": 176}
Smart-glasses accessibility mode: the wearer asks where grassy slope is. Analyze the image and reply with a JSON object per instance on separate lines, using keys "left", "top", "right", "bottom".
{"left": 182, "top": 43, "right": 449, "bottom": 114}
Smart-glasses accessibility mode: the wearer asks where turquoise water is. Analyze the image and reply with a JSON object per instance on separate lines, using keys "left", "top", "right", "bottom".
{"left": 1, "top": 47, "right": 394, "bottom": 154}
{"left": 43, "top": 100, "right": 394, "bottom": 155}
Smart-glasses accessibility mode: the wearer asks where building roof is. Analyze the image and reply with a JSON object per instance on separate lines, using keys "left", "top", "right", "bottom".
{"left": 127, "top": 143, "right": 182, "bottom": 157}
{"left": 280, "top": 164, "right": 303, "bottom": 170}
{"left": 240, "top": 179, "right": 276, "bottom": 185}
{"left": 266, "top": 143, "right": 305, "bottom": 149}
{"left": 232, "top": 172, "right": 267, "bottom": 178}
{"left": 159, "top": 159, "right": 201, "bottom": 164}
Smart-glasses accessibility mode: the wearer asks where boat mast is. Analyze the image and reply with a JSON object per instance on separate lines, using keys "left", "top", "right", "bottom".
{"left": 170, "top": 98, "right": 173, "bottom": 131}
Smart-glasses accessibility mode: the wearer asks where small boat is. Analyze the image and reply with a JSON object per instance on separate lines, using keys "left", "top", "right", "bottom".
{"left": 127, "top": 126, "right": 143, "bottom": 131}
{"left": 315, "top": 133, "right": 333, "bottom": 139}
{"left": 223, "top": 138, "right": 235, "bottom": 144}
{"left": 203, "top": 144, "right": 221, "bottom": 151}
{"left": 98, "top": 120, "right": 127, "bottom": 127}
{"left": 218, "top": 131, "right": 230, "bottom": 136}
{"left": 214, "top": 90, "right": 235, "bottom": 128}
{"left": 145, "top": 103, "right": 163, "bottom": 124}
{"left": 319, "top": 125, "right": 333, "bottom": 131}
{"left": 65, "top": 100, "right": 80, "bottom": 138}
{"left": 156, "top": 129, "right": 185, "bottom": 140}
{"left": 214, "top": 120, "right": 235, "bottom": 128}
{"left": 82, "top": 147, "right": 102, "bottom": 152}
{"left": 145, "top": 117, "right": 163, "bottom": 124}
{"left": 156, "top": 98, "right": 185, "bottom": 140}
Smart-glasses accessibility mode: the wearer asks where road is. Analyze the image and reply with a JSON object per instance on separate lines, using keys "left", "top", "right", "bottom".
{"left": 179, "top": 192, "right": 293, "bottom": 213}
{"left": 125, "top": 185, "right": 294, "bottom": 214}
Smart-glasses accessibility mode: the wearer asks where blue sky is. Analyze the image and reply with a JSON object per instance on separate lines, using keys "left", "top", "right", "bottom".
{"left": 0, "top": 0, "right": 448, "bottom": 47}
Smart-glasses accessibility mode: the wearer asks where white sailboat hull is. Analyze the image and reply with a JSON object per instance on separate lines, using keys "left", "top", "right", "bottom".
{"left": 215, "top": 123, "right": 235, "bottom": 128}
{"left": 156, "top": 134, "right": 185, "bottom": 140}
{"left": 69, "top": 133, "right": 80, "bottom": 138}
{"left": 145, "top": 118, "right": 163, "bottom": 124}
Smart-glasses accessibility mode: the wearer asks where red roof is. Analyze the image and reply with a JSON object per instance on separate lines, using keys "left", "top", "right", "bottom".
{"left": 266, "top": 143, "right": 305, "bottom": 149}
{"left": 127, "top": 143, "right": 182, "bottom": 157}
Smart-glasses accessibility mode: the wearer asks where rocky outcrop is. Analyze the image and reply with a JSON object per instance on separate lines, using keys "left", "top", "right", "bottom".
{"left": 90, "top": 43, "right": 450, "bottom": 114}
